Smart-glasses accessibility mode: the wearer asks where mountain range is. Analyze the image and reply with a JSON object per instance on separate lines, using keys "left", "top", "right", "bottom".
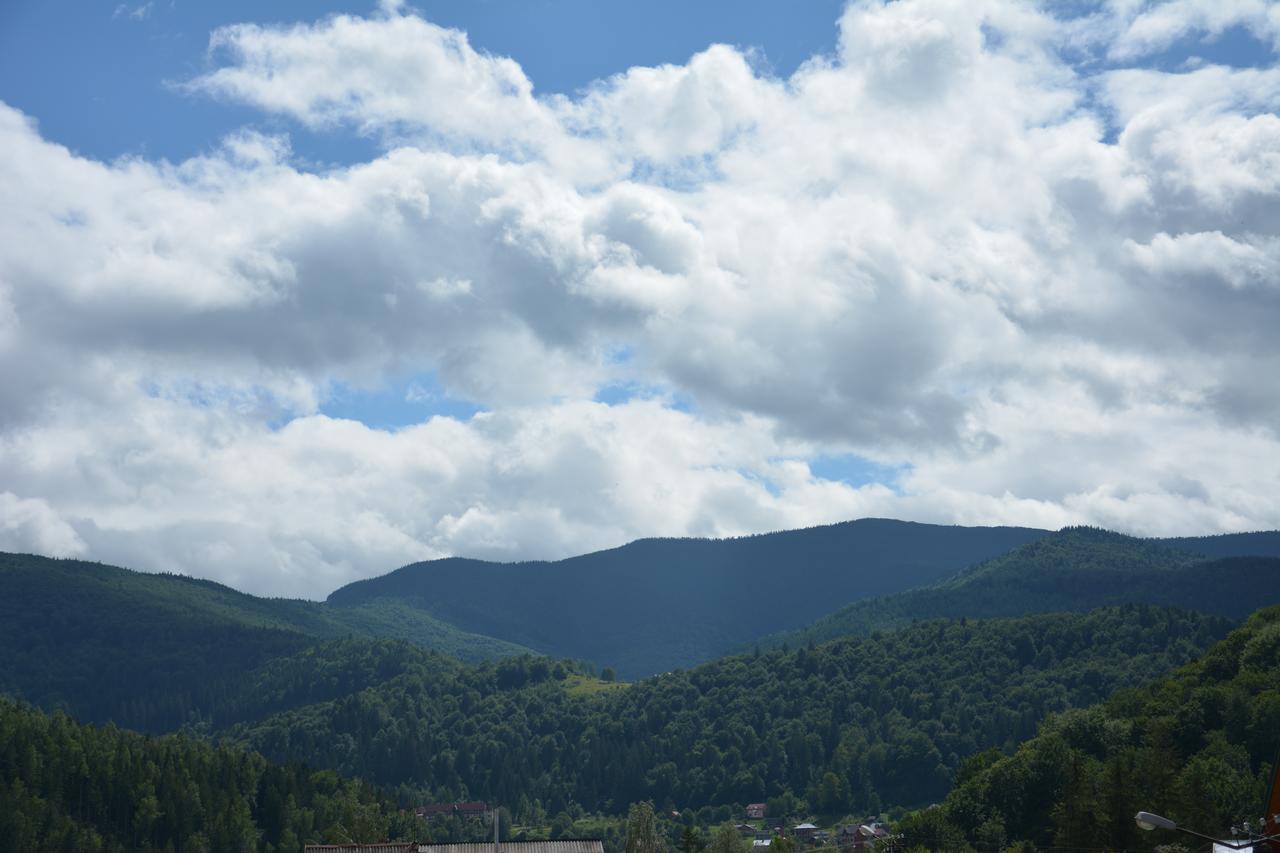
{"left": 7, "top": 520, "right": 1280, "bottom": 713}
{"left": 324, "top": 518, "right": 1050, "bottom": 676}
{"left": 772, "top": 527, "right": 1280, "bottom": 648}
{"left": 8, "top": 517, "right": 1280, "bottom": 851}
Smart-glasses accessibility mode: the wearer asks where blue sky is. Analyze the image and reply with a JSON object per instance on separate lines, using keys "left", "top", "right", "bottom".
{"left": 0, "top": 0, "right": 845, "bottom": 165}
{"left": 2, "top": 0, "right": 1279, "bottom": 595}
{"left": 2, "top": 1, "right": 1270, "bottom": 168}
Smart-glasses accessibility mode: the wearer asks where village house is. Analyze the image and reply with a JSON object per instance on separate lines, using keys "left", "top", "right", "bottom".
{"left": 308, "top": 840, "right": 605, "bottom": 853}
{"left": 837, "top": 823, "right": 890, "bottom": 851}
{"left": 745, "top": 803, "right": 767, "bottom": 820}
{"left": 420, "top": 842, "right": 604, "bottom": 853}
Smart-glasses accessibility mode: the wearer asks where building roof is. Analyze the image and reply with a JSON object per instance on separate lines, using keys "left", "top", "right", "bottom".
{"left": 307, "top": 843, "right": 603, "bottom": 853}
{"left": 417, "top": 841, "right": 604, "bottom": 853}
{"left": 304, "top": 846, "right": 415, "bottom": 853}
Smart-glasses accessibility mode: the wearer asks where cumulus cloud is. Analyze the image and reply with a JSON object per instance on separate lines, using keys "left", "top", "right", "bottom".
{"left": 0, "top": 493, "right": 86, "bottom": 558}
{"left": 2, "top": 0, "right": 1279, "bottom": 595}
{"left": 1108, "top": 0, "right": 1280, "bottom": 61}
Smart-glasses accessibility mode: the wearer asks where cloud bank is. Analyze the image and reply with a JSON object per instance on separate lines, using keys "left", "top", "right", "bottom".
{"left": 2, "top": 0, "right": 1279, "bottom": 596}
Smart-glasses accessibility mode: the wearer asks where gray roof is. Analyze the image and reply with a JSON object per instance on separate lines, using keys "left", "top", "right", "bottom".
{"left": 305, "top": 846, "right": 414, "bottom": 853}
{"left": 418, "top": 842, "right": 604, "bottom": 853}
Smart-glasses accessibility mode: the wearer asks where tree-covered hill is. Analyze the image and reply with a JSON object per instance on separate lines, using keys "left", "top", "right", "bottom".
{"left": 774, "top": 527, "right": 1280, "bottom": 648}
{"left": 1162, "top": 529, "right": 1280, "bottom": 560}
{"left": 324, "top": 518, "right": 1050, "bottom": 677}
{"left": 0, "top": 551, "right": 533, "bottom": 731}
{"left": 904, "top": 604, "right": 1280, "bottom": 851}
{"left": 228, "top": 606, "right": 1228, "bottom": 819}
{"left": 0, "top": 697, "right": 417, "bottom": 852}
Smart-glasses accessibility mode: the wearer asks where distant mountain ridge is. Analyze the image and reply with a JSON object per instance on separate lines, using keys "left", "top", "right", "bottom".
{"left": 771, "top": 526, "right": 1280, "bottom": 648}
{"left": 1160, "top": 529, "right": 1280, "bottom": 559}
{"left": 325, "top": 518, "right": 1051, "bottom": 677}
{"left": 0, "top": 551, "right": 534, "bottom": 731}
{"left": 7, "top": 517, "right": 1280, "bottom": 724}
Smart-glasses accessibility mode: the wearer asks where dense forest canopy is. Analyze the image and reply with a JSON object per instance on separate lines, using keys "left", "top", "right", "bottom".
{"left": 0, "top": 698, "right": 415, "bottom": 852}
{"left": 0, "top": 604, "right": 1237, "bottom": 852}
{"left": 227, "top": 606, "right": 1226, "bottom": 820}
{"left": 896, "top": 605, "right": 1280, "bottom": 851}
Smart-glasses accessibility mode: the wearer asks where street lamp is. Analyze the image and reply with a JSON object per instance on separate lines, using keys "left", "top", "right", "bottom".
{"left": 1133, "top": 811, "right": 1280, "bottom": 850}
{"left": 1134, "top": 812, "right": 1175, "bottom": 833}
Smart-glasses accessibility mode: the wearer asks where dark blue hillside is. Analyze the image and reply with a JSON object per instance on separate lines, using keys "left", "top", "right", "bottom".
{"left": 1161, "top": 529, "right": 1280, "bottom": 558}
{"left": 775, "top": 527, "right": 1280, "bottom": 648}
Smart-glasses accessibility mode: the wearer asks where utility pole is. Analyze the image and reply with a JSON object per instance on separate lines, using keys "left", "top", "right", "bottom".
{"left": 494, "top": 805, "right": 501, "bottom": 853}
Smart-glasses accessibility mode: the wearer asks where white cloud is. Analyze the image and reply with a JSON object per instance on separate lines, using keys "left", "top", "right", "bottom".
{"left": 1108, "top": 0, "right": 1280, "bottom": 61}
{"left": 113, "top": 3, "right": 154, "bottom": 22}
{"left": 2, "top": 0, "right": 1280, "bottom": 594}
{"left": 1128, "top": 230, "right": 1280, "bottom": 290}
{"left": 0, "top": 493, "right": 86, "bottom": 558}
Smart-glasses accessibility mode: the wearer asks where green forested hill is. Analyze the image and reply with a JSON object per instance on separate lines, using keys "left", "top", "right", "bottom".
{"left": 0, "top": 552, "right": 533, "bottom": 731}
{"left": 324, "top": 518, "right": 1049, "bottom": 677}
{"left": 1163, "top": 529, "right": 1280, "bottom": 559}
{"left": 905, "top": 604, "right": 1280, "bottom": 851}
{"left": 228, "top": 606, "right": 1227, "bottom": 820}
{"left": 0, "top": 698, "right": 416, "bottom": 852}
{"left": 775, "top": 527, "right": 1280, "bottom": 647}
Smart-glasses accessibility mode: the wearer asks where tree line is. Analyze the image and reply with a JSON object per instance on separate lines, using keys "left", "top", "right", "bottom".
{"left": 893, "top": 604, "right": 1280, "bottom": 851}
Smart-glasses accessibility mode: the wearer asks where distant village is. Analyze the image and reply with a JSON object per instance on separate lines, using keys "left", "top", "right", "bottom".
{"left": 733, "top": 803, "right": 890, "bottom": 851}
{"left": 305, "top": 802, "right": 895, "bottom": 853}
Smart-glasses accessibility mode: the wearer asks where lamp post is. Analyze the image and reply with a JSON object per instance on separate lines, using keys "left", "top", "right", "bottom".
{"left": 1134, "top": 811, "right": 1280, "bottom": 850}
{"left": 1137, "top": 748, "right": 1280, "bottom": 851}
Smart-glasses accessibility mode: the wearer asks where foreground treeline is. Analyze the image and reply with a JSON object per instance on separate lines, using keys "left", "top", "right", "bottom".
{"left": 896, "top": 604, "right": 1280, "bottom": 851}
{"left": 0, "top": 698, "right": 416, "bottom": 853}
{"left": 230, "top": 605, "right": 1225, "bottom": 818}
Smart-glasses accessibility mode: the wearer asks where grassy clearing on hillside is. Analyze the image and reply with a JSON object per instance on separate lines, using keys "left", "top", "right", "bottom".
{"left": 563, "top": 673, "right": 631, "bottom": 696}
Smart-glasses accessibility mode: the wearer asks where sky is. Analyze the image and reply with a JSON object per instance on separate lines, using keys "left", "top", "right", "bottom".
{"left": 1, "top": 0, "right": 1279, "bottom": 598}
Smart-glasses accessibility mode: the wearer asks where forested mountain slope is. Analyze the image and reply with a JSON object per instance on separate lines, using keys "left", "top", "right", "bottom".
{"left": 776, "top": 527, "right": 1280, "bottom": 647}
{"left": 0, "top": 552, "right": 532, "bottom": 731}
{"left": 906, "top": 604, "right": 1280, "bottom": 851}
{"left": 0, "top": 697, "right": 416, "bottom": 852}
{"left": 230, "top": 606, "right": 1227, "bottom": 818}
{"left": 325, "top": 518, "right": 1049, "bottom": 677}
{"left": 1162, "top": 529, "right": 1280, "bottom": 559}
